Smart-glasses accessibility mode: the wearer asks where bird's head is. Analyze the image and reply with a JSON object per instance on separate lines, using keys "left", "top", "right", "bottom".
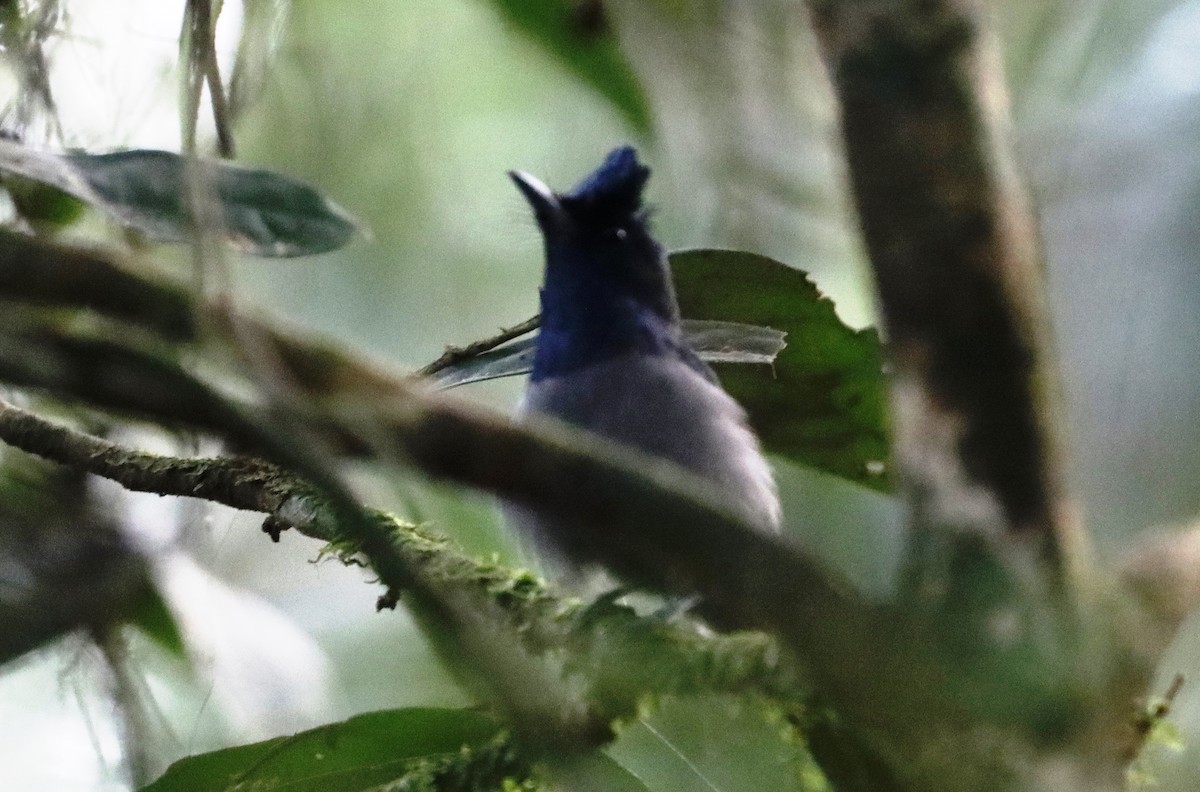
{"left": 509, "top": 147, "right": 679, "bottom": 333}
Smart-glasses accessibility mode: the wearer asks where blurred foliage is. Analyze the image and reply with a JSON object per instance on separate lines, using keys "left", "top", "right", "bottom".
{"left": 125, "top": 583, "right": 187, "bottom": 658}
{"left": 608, "top": 695, "right": 829, "bottom": 792}
{"left": 484, "top": 0, "right": 653, "bottom": 133}
{"left": 2, "top": 175, "right": 86, "bottom": 229}
{"left": 996, "top": 0, "right": 1192, "bottom": 116}
{"left": 0, "top": 0, "right": 63, "bottom": 141}
{"left": 0, "top": 450, "right": 158, "bottom": 664}
{"left": 0, "top": 143, "right": 361, "bottom": 255}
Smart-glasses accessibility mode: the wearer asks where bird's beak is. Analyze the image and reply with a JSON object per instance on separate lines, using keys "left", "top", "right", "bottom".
{"left": 509, "top": 170, "right": 568, "bottom": 234}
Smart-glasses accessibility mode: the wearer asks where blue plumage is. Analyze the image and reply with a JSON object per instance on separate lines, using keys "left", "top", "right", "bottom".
{"left": 508, "top": 148, "right": 780, "bottom": 571}
{"left": 561, "top": 146, "right": 649, "bottom": 218}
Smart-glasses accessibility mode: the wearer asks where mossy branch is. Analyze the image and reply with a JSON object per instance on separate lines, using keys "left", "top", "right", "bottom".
{"left": 0, "top": 396, "right": 806, "bottom": 734}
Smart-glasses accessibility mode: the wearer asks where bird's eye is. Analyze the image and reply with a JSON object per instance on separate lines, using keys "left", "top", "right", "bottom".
{"left": 611, "top": 227, "right": 627, "bottom": 241}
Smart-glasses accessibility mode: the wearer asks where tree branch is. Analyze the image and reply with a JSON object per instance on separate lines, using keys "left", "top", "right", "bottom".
{"left": 0, "top": 396, "right": 807, "bottom": 729}
{"left": 0, "top": 317, "right": 1111, "bottom": 772}
{"left": 0, "top": 397, "right": 294, "bottom": 515}
{"left": 806, "top": 0, "right": 1083, "bottom": 589}
{"left": 416, "top": 316, "right": 540, "bottom": 378}
{"left": 0, "top": 230, "right": 195, "bottom": 339}
{"left": 795, "top": 3, "right": 1150, "bottom": 789}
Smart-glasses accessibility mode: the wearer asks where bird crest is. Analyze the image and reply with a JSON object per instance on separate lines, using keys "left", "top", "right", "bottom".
{"left": 560, "top": 146, "right": 650, "bottom": 227}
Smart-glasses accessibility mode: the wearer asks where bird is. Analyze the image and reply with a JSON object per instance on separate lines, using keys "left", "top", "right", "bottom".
{"left": 506, "top": 146, "right": 780, "bottom": 574}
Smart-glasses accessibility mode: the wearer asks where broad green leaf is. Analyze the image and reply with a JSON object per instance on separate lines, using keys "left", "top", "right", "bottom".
{"left": 140, "top": 708, "right": 503, "bottom": 792}
{"left": 430, "top": 319, "right": 786, "bottom": 389}
{"left": 558, "top": 752, "right": 653, "bottom": 791}
{"left": 486, "top": 0, "right": 652, "bottom": 133}
{"left": 0, "top": 139, "right": 361, "bottom": 257}
{"left": 670, "top": 249, "right": 890, "bottom": 491}
{"left": 608, "top": 696, "right": 827, "bottom": 792}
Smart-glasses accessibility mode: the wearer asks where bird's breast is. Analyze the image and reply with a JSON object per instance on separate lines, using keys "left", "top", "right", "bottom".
{"left": 520, "top": 353, "right": 780, "bottom": 531}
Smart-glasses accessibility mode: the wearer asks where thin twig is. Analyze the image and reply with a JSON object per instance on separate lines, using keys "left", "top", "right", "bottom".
{"left": 96, "top": 629, "right": 157, "bottom": 789}
{"left": 416, "top": 316, "right": 540, "bottom": 377}
{"left": 0, "top": 0, "right": 66, "bottom": 143}
{"left": 0, "top": 396, "right": 291, "bottom": 514}
{"left": 180, "top": 0, "right": 235, "bottom": 156}
{"left": 1126, "top": 673, "right": 1186, "bottom": 762}
{"left": 179, "top": 0, "right": 206, "bottom": 156}
{"left": 200, "top": 3, "right": 236, "bottom": 158}
{"left": 227, "top": 0, "right": 287, "bottom": 121}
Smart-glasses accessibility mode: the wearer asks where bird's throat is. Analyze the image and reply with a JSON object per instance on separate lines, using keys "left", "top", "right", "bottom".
{"left": 533, "top": 278, "right": 678, "bottom": 382}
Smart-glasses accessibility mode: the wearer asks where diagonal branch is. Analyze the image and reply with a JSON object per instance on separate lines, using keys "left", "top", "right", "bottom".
{"left": 0, "top": 312, "right": 1100, "bottom": 752}
{"left": 416, "top": 316, "right": 540, "bottom": 378}
{"left": 0, "top": 396, "right": 806, "bottom": 723}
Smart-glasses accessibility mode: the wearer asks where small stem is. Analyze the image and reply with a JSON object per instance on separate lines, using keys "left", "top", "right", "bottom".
{"left": 202, "top": 4, "right": 236, "bottom": 157}
{"left": 96, "top": 629, "right": 157, "bottom": 789}
{"left": 416, "top": 316, "right": 540, "bottom": 377}
{"left": 180, "top": 0, "right": 234, "bottom": 157}
{"left": 1127, "top": 673, "right": 1186, "bottom": 762}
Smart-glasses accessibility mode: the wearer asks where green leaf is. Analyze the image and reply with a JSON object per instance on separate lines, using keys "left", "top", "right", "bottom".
{"left": 608, "top": 696, "right": 827, "bottom": 792}
{"left": 3, "top": 175, "right": 87, "bottom": 228}
{"left": 669, "top": 249, "right": 890, "bottom": 491}
{"left": 560, "top": 752, "right": 653, "bottom": 791}
{"left": 0, "top": 138, "right": 361, "bottom": 257}
{"left": 486, "top": 0, "right": 652, "bottom": 133}
{"left": 430, "top": 319, "right": 786, "bottom": 389}
{"left": 140, "top": 708, "right": 503, "bottom": 792}
{"left": 127, "top": 584, "right": 187, "bottom": 659}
